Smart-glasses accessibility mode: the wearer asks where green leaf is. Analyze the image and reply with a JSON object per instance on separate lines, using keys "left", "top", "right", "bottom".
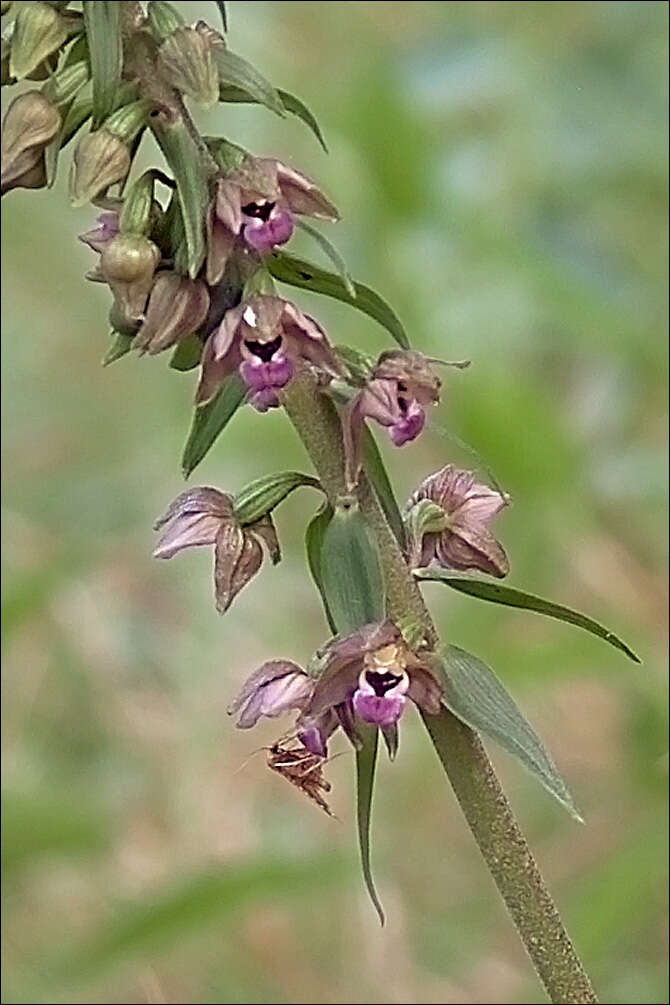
{"left": 151, "top": 115, "right": 209, "bottom": 278}
{"left": 102, "top": 331, "right": 133, "bottom": 366}
{"left": 435, "top": 645, "right": 582, "bottom": 820}
{"left": 416, "top": 571, "right": 640, "bottom": 663}
{"left": 268, "top": 250, "right": 410, "bottom": 349}
{"left": 182, "top": 375, "right": 246, "bottom": 477}
{"left": 320, "top": 499, "right": 386, "bottom": 634}
{"left": 233, "top": 471, "right": 322, "bottom": 525}
{"left": 294, "top": 219, "right": 354, "bottom": 296}
{"left": 83, "top": 1, "right": 122, "bottom": 127}
{"left": 218, "top": 84, "right": 328, "bottom": 151}
{"left": 169, "top": 334, "right": 203, "bottom": 372}
{"left": 360, "top": 427, "right": 406, "bottom": 549}
{"left": 213, "top": 47, "right": 285, "bottom": 117}
{"left": 355, "top": 725, "right": 385, "bottom": 925}
{"left": 305, "top": 502, "right": 337, "bottom": 633}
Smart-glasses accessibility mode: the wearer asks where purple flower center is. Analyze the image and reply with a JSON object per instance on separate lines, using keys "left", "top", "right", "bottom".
{"left": 390, "top": 397, "right": 425, "bottom": 446}
{"left": 240, "top": 334, "right": 294, "bottom": 411}
{"left": 241, "top": 200, "right": 294, "bottom": 253}
{"left": 352, "top": 668, "right": 409, "bottom": 727}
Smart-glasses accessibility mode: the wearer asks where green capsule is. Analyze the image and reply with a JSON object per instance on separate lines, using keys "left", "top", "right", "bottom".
{"left": 233, "top": 472, "right": 322, "bottom": 527}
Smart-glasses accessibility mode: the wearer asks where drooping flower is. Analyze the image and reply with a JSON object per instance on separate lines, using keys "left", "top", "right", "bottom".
{"left": 229, "top": 620, "right": 443, "bottom": 758}
{"left": 406, "top": 465, "right": 510, "bottom": 577}
{"left": 197, "top": 294, "right": 343, "bottom": 410}
{"left": 342, "top": 350, "right": 445, "bottom": 488}
{"left": 133, "top": 271, "right": 210, "bottom": 355}
{"left": 153, "top": 487, "right": 280, "bottom": 613}
{"left": 206, "top": 154, "right": 339, "bottom": 283}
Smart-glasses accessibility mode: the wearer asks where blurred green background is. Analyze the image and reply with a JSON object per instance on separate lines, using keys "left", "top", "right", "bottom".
{"left": 2, "top": 2, "right": 668, "bottom": 1003}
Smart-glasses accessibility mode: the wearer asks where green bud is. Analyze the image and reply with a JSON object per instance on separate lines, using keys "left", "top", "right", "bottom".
{"left": 9, "top": 1, "right": 67, "bottom": 80}
{"left": 70, "top": 129, "right": 130, "bottom": 206}
{"left": 103, "top": 99, "right": 150, "bottom": 144}
{"left": 41, "top": 59, "right": 89, "bottom": 107}
{"left": 147, "top": 0, "right": 185, "bottom": 43}
{"left": 1, "top": 90, "right": 60, "bottom": 193}
{"left": 157, "top": 26, "right": 219, "bottom": 107}
{"left": 69, "top": 98, "right": 148, "bottom": 206}
{"left": 101, "top": 234, "right": 161, "bottom": 321}
{"left": 119, "top": 171, "right": 156, "bottom": 237}
{"left": 233, "top": 472, "right": 322, "bottom": 526}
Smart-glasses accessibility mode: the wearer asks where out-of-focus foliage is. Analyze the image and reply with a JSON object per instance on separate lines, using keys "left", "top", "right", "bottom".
{"left": 1, "top": 2, "right": 667, "bottom": 1003}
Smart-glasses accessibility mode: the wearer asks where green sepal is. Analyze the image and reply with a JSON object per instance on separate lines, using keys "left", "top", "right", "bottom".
{"left": 268, "top": 250, "right": 410, "bottom": 349}
{"left": 182, "top": 374, "right": 246, "bottom": 478}
{"left": 82, "top": 1, "right": 122, "bottom": 127}
{"left": 233, "top": 471, "right": 322, "bottom": 526}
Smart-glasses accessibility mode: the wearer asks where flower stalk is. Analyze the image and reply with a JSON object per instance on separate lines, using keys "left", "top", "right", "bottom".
{"left": 282, "top": 367, "right": 598, "bottom": 1005}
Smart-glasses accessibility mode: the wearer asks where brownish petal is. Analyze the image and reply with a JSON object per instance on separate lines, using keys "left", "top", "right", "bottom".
{"left": 205, "top": 204, "right": 237, "bottom": 285}
{"left": 154, "top": 488, "right": 234, "bottom": 530}
{"left": 407, "top": 665, "right": 443, "bottom": 715}
{"left": 250, "top": 514, "right": 281, "bottom": 565}
{"left": 134, "top": 273, "right": 210, "bottom": 355}
{"left": 437, "top": 525, "right": 510, "bottom": 578}
{"left": 213, "top": 520, "right": 246, "bottom": 612}
{"left": 274, "top": 160, "right": 340, "bottom": 220}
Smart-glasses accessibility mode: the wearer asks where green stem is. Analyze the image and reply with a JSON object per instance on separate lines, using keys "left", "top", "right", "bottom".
{"left": 282, "top": 368, "right": 598, "bottom": 1005}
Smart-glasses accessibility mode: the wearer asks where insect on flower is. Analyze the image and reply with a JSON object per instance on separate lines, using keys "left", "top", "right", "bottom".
{"left": 266, "top": 740, "right": 335, "bottom": 818}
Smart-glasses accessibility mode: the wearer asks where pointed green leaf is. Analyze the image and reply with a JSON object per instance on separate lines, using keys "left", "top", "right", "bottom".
{"left": 305, "top": 503, "right": 337, "bottom": 634}
{"left": 169, "top": 334, "right": 203, "bottom": 372}
{"left": 435, "top": 645, "right": 582, "bottom": 820}
{"left": 268, "top": 250, "right": 409, "bottom": 349}
{"left": 416, "top": 571, "right": 640, "bottom": 663}
{"left": 360, "top": 427, "right": 406, "bottom": 549}
{"left": 102, "top": 331, "right": 133, "bottom": 366}
{"left": 83, "top": 2, "right": 122, "bottom": 127}
{"left": 213, "top": 47, "right": 285, "bottom": 117}
{"left": 182, "top": 375, "right": 246, "bottom": 477}
{"left": 320, "top": 500, "right": 385, "bottom": 634}
{"left": 294, "top": 219, "right": 354, "bottom": 297}
{"left": 233, "top": 471, "right": 322, "bottom": 526}
{"left": 218, "top": 84, "right": 328, "bottom": 152}
{"left": 355, "top": 725, "right": 384, "bottom": 925}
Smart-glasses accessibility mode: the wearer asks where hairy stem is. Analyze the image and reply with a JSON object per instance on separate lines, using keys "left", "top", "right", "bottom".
{"left": 282, "top": 368, "right": 598, "bottom": 1005}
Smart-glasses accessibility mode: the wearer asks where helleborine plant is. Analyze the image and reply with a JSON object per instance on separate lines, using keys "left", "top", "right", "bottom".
{"left": 2, "top": 3, "right": 640, "bottom": 1002}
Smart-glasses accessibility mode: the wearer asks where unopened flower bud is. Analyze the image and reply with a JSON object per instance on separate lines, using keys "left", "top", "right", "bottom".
{"left": 70, "top": 101, "right": 149, "bottom": 208}
{"left": 134, "top": 272, "right": 210, "bottom": 354}
{"left": 147, "top": 0, "right": 184, "bottom": 42}
{"left": 9, "top": 2, "right": 67, "bottom": 80}
{"left": 157, "top": 26, "right": 219, "bottom": 107}
{"left": 1, "top": 90, "right": 60, "bottom": 193}
{"left": 100, "top": 234, "right": 161, "bottom": 321}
